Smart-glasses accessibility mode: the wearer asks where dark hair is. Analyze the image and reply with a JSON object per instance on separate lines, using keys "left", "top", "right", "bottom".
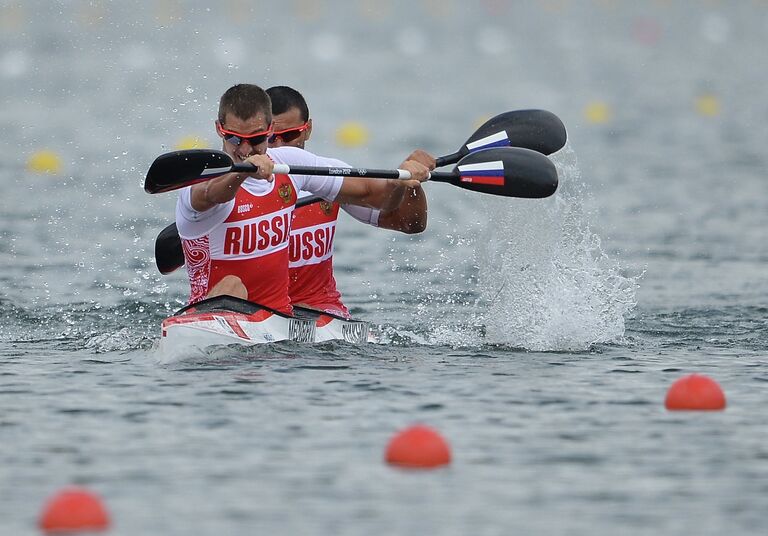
{"left": 218, "top": 84, "right": 272, "bottom": 124}
{"left": 266, "top": 86, "right": 310, "bottom": 121}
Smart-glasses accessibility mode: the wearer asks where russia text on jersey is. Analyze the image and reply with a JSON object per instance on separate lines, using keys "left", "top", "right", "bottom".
{"left": 213, "top": 205, "right": 293, "bottom": 259}
{"left": 289, "top": 220, "right": 336, "bottom": 268}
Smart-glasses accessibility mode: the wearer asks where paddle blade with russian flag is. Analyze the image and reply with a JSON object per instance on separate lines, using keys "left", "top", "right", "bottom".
{"left": 462, "top": 110, "right": 567, "bottom": 156}
{"left": 458, "top": 159, "right": 506, "bottom": 186}
{"left": 447, "top": 147, "right": 558, "bottom": 199}
{"left": 466, "top": 131, "right": 512, "bottom": 153}
{"left": 145, "top": 149, "right": 235, "bottom": 194}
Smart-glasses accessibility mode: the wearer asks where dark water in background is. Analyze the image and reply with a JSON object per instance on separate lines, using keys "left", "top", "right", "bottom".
{"left": 1, "top": 1, "right": 767, "bottom": 534}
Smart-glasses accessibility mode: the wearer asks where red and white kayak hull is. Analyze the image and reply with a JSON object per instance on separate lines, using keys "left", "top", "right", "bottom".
{"left": 156, "top": 296, "right": 374, "bottom": 360}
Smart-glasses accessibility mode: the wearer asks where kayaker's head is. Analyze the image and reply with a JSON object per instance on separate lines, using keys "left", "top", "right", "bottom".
{"left": 216, "top": 84, "right": 273, "bottom": 163}
{"left": 266, "top": 85, "right": 312, "bottom": 149}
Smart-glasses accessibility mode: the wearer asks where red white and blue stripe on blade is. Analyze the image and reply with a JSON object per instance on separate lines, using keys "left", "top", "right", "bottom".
{"left": 457, "top": 159, "right": 505, "bottom": 186}
{"left": 465, "top": 131, "right": 511, "bottom": 152}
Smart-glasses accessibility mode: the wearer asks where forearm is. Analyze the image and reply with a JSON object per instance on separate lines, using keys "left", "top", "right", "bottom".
{"left": 335, "top": 177, "right": 407, "bottom": 212}
{"left": 190, "top": 172, "right": 247, "bottom": 211}
{"left": 377, "top": 185, "right": 427, "bottom": 233}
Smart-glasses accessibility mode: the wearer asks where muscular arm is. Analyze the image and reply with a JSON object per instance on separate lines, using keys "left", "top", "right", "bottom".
{"left": 333, "top": 153, "right": 431, "bottom": 213}
{"left": 190, "top": 173, "right": 248, "bottom": 212}
{"left": 336, "top": 150, "right": 435, "bottom": 215}
{"left": 189, "top": 154, "right": 274, "bottom": 212}
{"left": 334, "top": 177, "right": 410, "bottom": 213}
{"left": 376, "top": 149, "right": 433, "bottom": 233}
{"left": 376, "top": 184, "right": 427, "bottom": 234}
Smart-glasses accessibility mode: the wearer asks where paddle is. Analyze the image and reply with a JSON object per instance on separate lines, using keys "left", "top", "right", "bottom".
{"left": 434, "top": 109, "right": 567, "bottom": 167}
{"left": 146, "top": 147, "right": 556, "bottom": 197}
{"left": 150, "top": 147, "right": 558, "bottom": 274}
{"left": 150, "top": 108, "right": 567, "bottom": 273}
{"left": 144, "top": 109, "right": 566, "bottom": 195}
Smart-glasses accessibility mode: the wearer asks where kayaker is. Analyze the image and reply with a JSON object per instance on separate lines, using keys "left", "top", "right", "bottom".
{"left": 175, "top": 83, "right": 435, "bottom": 315}
{"left": 266, "top": 85, "right": 430, "bottom": 318}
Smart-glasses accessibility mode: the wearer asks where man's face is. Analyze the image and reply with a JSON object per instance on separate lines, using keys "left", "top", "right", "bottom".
{"left": 269, "top": 107, "right": 312, "bottom": 149}
{"left": 216, "top": 111, "right": 272, "bottom": 163}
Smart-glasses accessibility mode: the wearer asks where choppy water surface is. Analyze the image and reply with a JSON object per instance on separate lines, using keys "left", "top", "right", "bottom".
{"left": 1, "top": 2, "right": 767, "bottom": 535}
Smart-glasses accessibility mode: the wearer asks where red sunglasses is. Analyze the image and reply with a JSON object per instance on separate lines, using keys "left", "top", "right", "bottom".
{"left": 269, "top": 121, "right": 310, "bottom": 144}
{"left": 216, "top": 122, "right": 273, "bottom": 147}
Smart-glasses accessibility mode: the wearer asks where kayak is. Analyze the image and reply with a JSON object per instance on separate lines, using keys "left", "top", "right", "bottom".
{"left": 157, "top": 295, "right": 375, "bottom": 359}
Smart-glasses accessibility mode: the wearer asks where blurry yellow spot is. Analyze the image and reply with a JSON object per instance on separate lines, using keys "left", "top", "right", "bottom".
{"left": 154, "top": 0, "right": 181, "bottom": 23}
{"left": 226, "top": 0, "right": 250, "bottom": 23}
{"left": 0, "top": 5, "right": 24, "bottom": 33}
{"left": 584, "top": 101, "right": 612, "bottom": 124}
{"left": 175, "top": 135, "right": 207, "bottom": 150}
{"left": 336, "top": 122, "right": 369, "bottom": 148}
{"left": 474, "top": 115, "right": 492, "bottom": 129}
{"left": 27, "top": 150, "right": 63, "bottom": 174}
{"left": 295, "top": 0, "right": 322, "bottom": 21}
{"left": 79, "top": 2, "right": 106, "bottom": 26}
{"left": 424, "top": 0, "right": 455, "bottom": 18}
{"left": 695, "top": 94, "right": 720, "bottom": 117}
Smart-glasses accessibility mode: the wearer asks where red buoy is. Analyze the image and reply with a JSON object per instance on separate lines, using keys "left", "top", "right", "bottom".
{"left": 38, "top": 487, "right": 110, "bottom": 533}
{"left": 665, "top": 373, "right": 726, "bottom": 411}
{"left": 385, "top": 424, "right": 452, "bottom": 468}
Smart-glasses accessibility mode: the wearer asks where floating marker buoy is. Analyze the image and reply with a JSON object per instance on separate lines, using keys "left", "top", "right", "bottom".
{"left": 27, "top": 150, "right": 62, "bottom": 174}
{"left": 665, "top": 373, "right": 726, "bottom": 411}
{"left": 335, "top": 121, "right": 369, "bottom": 148}
{"left": 695, "top": 94, "right": 720, "bottom": 117}
{"left": 0, "top": 5, "right": 25, "bottom": 33}
{"left": 154, "top": 0, "right": 180, "bottom": 25}
{"left": 38, "top": 487, "right": 110, "bottom": 533}
{"left": 295, "top": 0, "right": 321, "bottom": 22}
{"left": 473, "top": 115, "right": 491, "bottom": 129}
{"left": 584, "top": 101, "right": 612, "bottom": 124}
{"left": 385, "top": 424, "right": 452, "bottom": 468}
{"left": 175, "top": 135, "right": 207, "bottom": 150}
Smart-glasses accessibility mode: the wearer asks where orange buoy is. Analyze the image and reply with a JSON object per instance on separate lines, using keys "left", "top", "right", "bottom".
{"left": 665, "top": 373, "right": 726, "bottom": 411}
{"left": 38, "top": 487, "right": 110, "bottom": 533}
{"left": 385, "top": 424, "right": 451, "bottom": 468}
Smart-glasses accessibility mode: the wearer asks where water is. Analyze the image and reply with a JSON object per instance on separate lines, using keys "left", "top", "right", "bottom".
{"left": 2, "top": 1, "right": 767, "bottom": 534}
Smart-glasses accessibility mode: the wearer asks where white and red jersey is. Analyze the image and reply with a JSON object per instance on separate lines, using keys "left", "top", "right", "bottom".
{"left": 175, "top": 147, "right": 345, "bottom": 315}
{"left": 289, "top": 200, "right": 343, "bottom": 315}
{"left": 288, "top": 197, "right": 379, "bottom": 318}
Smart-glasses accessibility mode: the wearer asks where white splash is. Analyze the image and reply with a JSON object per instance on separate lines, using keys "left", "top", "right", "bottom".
{"left": 475, "top": 145, "right": 639, "bottom": 351}
{"left": 84, "top": 327, "right": 145, "bottom": 353}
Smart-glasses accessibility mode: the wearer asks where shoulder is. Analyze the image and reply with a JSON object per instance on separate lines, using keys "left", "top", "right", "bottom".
{"left": 267, "top": 146, "right": 314, "bottom": 166}
{"left": 175, "top": 189, "right": 233, "bottom": 239}
{"left": 267, "top": 146, "right": 350, "bottom": 168}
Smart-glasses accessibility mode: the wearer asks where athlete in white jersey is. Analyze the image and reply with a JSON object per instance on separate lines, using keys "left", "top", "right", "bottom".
{"left": 175, "top": 84, "right": 432, "bottom": 314}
